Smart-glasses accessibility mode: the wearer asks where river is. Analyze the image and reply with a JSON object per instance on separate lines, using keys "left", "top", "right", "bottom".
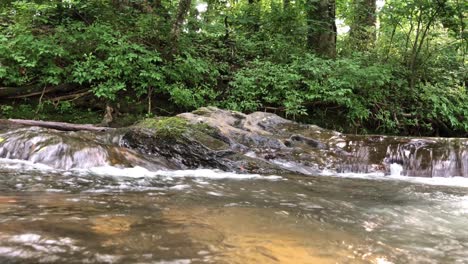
{"left": 1, "top": 158, "right": 467, "bottom": 264}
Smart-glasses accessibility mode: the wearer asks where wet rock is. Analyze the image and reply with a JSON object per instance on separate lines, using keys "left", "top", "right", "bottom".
{"left": 0, "top": 127, "right": 167, "bottom": 170}
{"left": 289, "top": 135, "right": 327, "bottom": 149}
{"left": 121, "top": 108, "right": 347, "bottom": 174}
{"left": 123, "top": 107, "right": 468, "bottom": 177}
{"left": 122, "top": 125, "right": 235, "bottom": 171}
{"left": 1, "top": 107, "right": 467, "bottom": 177}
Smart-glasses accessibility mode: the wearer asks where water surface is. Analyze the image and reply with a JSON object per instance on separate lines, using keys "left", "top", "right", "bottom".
{"left": 0, "top": 159, "right": 467, "bottom": 263}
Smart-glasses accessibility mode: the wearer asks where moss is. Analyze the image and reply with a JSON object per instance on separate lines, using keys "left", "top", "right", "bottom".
{"left": 137, "top": 117, "right": 190, "bottom": 140}
{"left": 136, "top": 117, "right": 229, "bottom": 150}
{"left": 191, "top": 107, "right": 212, "bottom": 116}
{"left": 157, "top": 117, "right": 189, "bottom": 138}
{"left": 191, "top": 122, "right": 215, "bottom": 134}
{"left": 188, "top": 123, "right": 229, "bottom": 150}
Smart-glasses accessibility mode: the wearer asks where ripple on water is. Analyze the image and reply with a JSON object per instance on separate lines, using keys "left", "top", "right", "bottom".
{"left": 1, "top": 158, "right": 468, "bottom": 263}
{"left": 0, "top": 233, "right": 83, "bottom": 262}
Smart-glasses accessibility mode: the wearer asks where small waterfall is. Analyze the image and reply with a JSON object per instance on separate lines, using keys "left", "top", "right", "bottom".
{"left": 389, "top": 163, "right": 403, "bottom": 176}
{"left": 337, "top": 138, "right": 386, "bottom": 174}
{"left": 0, "top": 127, "right": 167, "bottom": 170}
{"left": 384, "top": 139, "right": 468, "bottom": 177}
{"left": 339, "top": 136, "right": 468, "bottom": 177}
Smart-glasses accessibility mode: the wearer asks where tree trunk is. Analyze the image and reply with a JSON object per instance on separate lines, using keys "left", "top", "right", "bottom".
{"left": 349, "top": 0, "right": 376, "bottom": 50}
{"left": 248, "top": 0, "right": 260, "bottom": 32}
{"left": 171, "top": 0, "right": 192, "bottom": 50}
{"left": 306, "top": 0, "right": 336, "bottom": 58}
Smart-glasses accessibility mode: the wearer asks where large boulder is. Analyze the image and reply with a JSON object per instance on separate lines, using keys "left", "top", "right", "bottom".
{"left": 121, "top": 107, "right": 348, "bottom": 175}
{"left": 123, "top": 107, "right": 468, "bottom": 177}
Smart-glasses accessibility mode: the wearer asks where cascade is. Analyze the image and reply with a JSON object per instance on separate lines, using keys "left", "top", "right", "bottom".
{"left": 0, "top": 127, "right": 165, "bottom": 170}
{"left": 339, "top": 137, "right": 468, "bottom": 177}
{"left": 384, "top": 139, "right": 467, "bottom": 177}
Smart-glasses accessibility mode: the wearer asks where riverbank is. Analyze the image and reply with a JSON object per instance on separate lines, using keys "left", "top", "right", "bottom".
{"left": 0, "top": 100, "right": 141, "bottom": 128}
{"left": 1, "top": 100, "right": 468, "bottom": 138}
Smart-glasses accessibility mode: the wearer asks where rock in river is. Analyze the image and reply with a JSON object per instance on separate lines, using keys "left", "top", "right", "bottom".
{"left": 1, "top": 107, "right": 467, "bottom": 177}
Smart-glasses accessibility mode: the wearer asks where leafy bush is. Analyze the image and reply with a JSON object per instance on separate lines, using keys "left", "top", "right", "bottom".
{"left": 70, "top": 24, "right": 163, "bottom": 101}
{"left": 162, "top": 53, "right": 220, "bottom": 109}
{"left": 225, "top": 52, "right": 467, "bottom": 135}
{"left": 226, "top": 54, "right": 391, "bottom": 122}
{"left": 0, "top": 31, "right": 64, "bottom": 86}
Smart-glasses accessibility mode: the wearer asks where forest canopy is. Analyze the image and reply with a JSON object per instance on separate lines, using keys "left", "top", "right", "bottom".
{"left": 0, "top": 0, "right": 466, "bottom": 136}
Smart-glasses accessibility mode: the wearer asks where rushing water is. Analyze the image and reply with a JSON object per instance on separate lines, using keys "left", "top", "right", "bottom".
{"left": 1, "top": 159, "right": 468, "bottom": 264}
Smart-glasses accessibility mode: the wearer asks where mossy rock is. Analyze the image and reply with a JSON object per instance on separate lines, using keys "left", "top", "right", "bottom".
{"left": 136, "top": 117, "right": 189, "bottom": 139}
{"left": 191, "top": 107, "right": 216, "bottom": 117}
{"left": 135, "top": 117, "right": 229, "bottom": 150}
{"left": 187, "top": 124, "right": 229, "bottom": 151}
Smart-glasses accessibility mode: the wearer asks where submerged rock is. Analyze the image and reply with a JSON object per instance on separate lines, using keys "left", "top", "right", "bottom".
{"left": 0, "top": 107, "right": 467, "bottom": 177}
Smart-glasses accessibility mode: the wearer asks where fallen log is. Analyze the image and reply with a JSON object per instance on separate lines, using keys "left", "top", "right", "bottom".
{"left": 1, "top": 119, "right": 114, "bottom": 132}
{"left": 0, "top": 84, "right": 77, "bottom": 99}
{"left": 0, "top": 84, "right": 40, "bottom": 98}
{"left": 49, "top": 90, "right": 92, "bottom": 103}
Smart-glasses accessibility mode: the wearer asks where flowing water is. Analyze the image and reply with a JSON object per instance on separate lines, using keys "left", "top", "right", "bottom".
{"left": 1, "top": 159, "right": 468, "bottom": 264}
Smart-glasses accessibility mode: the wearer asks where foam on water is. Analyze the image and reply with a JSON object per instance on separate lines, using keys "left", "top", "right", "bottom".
{"left": 2, "top": 158, "right": 468, "bottom": 187}
{"left": 389, "top": 163, "right": 403, "bottom": 176}
{"left": 0, "top": 158, "right": 282, "bottom": 181}
{"left": 386, "top": 175, "right": 468, "bottom": 187}
{"left": 84, "top": 166, "right": 282, "bottom": 180}
{"left": 0, "top": 158, "right": 56, "bottom": 171}
{"left": 154, "top": 168, "right": 282, "bottom": 180}
{"left": 319, "top": 164, "right": 468, "bottom": 188}
{"left": 0, "top": 233, "right": 82, "bottom": 261}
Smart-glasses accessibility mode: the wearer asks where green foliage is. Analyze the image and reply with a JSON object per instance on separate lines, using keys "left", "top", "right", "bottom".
{"left": 68, "top": 23, "right": 163, "bottom": 101}
{"left": 0, "top": 0, "right": 466, "bottom": 136}
{"left": 0, "top": 105, "right": 13, "bottom": 117}
{"left": 226, "top": 59, "right": 302, "bottom": 114}
{"left": 419, "top": 83, "right": 468, "bottom": 131}
{"left": 162, "top": 53, "right": 220, "bottom": 109}
{"left": 0, "top": 100, "right": 101, "bottom": 124}
{"left": 0, "top": 30, "right": 64, "bottom": 86}
{"left": 226, "top": 54, "right": 391, "bottom": 122}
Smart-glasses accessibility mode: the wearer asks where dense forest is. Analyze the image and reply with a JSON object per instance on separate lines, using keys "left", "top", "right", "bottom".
{"left": 0, "top": 0, "right": 466, "bottom": 136}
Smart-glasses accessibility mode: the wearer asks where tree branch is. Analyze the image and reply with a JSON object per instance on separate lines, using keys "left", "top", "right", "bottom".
{"left": 1, "top": 119, "right": 114, "bottom": 132}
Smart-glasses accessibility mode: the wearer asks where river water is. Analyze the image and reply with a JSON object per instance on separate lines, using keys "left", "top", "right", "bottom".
{"left": 0, "top": 159, "right": 467, "bottom": 264}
